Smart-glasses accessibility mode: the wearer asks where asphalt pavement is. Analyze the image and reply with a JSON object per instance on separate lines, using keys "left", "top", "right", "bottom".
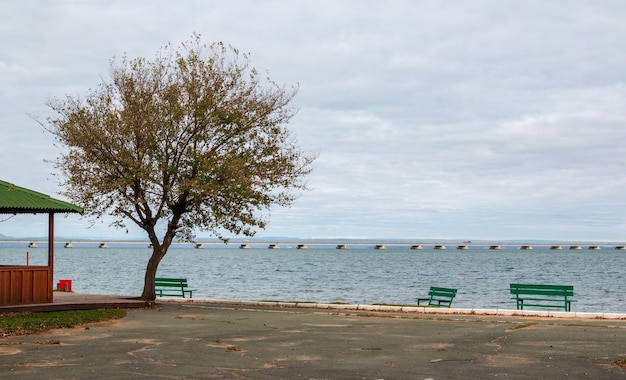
{"left": 0, "top": 302, "right": 625, "bottom": 379}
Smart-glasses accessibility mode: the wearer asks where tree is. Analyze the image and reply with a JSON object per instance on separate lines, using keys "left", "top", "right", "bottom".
{"left": 43, "top": 35, "right": 315, "bottom": 301}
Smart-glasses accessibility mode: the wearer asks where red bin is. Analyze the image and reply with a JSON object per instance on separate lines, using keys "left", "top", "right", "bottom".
{"left": 57, "top": 279, "right": 72, "bottom": 292}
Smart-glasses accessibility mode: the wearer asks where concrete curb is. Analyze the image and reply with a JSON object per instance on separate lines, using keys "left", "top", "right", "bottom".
{"left": 156, "top": 297, "right": 626, "bottom": 320}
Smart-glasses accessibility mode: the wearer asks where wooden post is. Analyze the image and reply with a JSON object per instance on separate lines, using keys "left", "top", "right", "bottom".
{"left": 48, "top": 212, "right": 54, "bottom": 302}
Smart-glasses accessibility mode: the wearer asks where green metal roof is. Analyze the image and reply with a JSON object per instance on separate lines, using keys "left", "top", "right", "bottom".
{"left": 0, "top": 180, "right": 83, "bottom": 214}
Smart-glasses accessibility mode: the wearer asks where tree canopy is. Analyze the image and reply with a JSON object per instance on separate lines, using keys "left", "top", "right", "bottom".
{"left": 44, "top": 35, "right": 315, "bottom": 300}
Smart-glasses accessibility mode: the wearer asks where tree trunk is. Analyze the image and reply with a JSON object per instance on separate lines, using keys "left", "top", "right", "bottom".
{"left": 141, "top": 247, "right": 164, "bottom": 301}
{"left": 140, "top": 220, "right": 179, "bottom": 301}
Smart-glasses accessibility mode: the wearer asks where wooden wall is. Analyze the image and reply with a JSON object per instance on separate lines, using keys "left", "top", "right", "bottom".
{"left": 0, "top": 266, "right": 52, "bottom": 305}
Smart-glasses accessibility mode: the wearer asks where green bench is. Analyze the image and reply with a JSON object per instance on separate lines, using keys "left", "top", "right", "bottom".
{"left": 416, "top": 286, "right": 457, "bottom": 307}
{"left": 510, "top": 283, "right": 574, "bottom": 311}
{"left": 155, "top": 277, "right": 195, "bottom": 298}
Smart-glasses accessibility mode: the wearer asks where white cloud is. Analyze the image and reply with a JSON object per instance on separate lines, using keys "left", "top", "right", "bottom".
{"left": 2, "top": 1, "right": 626, "bottom": 241}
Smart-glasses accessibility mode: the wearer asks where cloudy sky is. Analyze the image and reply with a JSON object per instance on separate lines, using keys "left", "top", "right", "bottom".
{"left": 2, "top": 1, "right": 626, "bottom": 242}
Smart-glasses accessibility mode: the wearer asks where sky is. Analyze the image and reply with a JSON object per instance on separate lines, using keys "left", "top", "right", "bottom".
{"left": 2, "top": 0, "right": 626, "bottom": 242}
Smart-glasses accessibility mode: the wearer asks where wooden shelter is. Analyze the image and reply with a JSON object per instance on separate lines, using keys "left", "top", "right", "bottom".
{"left": 0, "top": 180, "right": 83, "bottom": 305}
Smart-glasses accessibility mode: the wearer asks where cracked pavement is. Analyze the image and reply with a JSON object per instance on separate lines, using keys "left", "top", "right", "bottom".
{"left": 1, "top": 302, "right": 625, "bottom": 379}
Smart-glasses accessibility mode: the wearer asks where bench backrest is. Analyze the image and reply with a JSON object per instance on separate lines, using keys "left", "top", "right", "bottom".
{"left": 510, "top": 283, "right": 573, "bottom": 297}
{"left": 155, "top": 278, "right": 189, "bottom": 287}
{"left": 429, "top": 286, "right": 457, "bottom": 299}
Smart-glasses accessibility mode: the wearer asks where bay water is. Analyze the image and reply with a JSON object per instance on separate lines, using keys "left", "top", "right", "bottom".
{"left": 2, "top": 242, "right": 625, "bottom": 313}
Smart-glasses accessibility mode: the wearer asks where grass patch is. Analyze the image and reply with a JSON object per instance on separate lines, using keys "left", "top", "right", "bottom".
{"left": 0, "top": 309, "right": 127, "bottom": 337}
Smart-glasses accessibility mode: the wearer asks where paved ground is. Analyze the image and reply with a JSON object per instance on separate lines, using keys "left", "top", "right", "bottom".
{"left": 0, "top": 302, "right": 625, "bottom": 379}
{"left": 0, "top": 292, "right": 148, "bottom": 314}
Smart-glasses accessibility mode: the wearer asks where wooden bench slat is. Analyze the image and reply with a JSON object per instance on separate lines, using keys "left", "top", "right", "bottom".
{"left": 510, "top": 283, "right": 575, "bottom": 311}
{"left": 155, "top": 277, "right": 195, "bottom": 298}
{"left": 416, "top": 286, "right": 457, "bottom": 308}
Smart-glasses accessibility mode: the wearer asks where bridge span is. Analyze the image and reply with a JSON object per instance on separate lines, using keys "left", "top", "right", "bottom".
{"left": 5, "top": 239, "right": 626, "bottom": 251}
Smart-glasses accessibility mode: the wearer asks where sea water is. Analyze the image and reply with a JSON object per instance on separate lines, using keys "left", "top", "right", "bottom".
{"left": 2, "top": 243, "right": 625, "bottom": 313}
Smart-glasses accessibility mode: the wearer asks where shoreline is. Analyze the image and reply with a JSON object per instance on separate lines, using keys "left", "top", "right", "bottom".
{"left": 6, "top": 292, "right": 625, "bottom": 320}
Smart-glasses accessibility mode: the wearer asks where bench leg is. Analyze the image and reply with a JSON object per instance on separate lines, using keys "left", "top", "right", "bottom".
{"left": 416, "top": 298, "right": 429, "bottom": 306}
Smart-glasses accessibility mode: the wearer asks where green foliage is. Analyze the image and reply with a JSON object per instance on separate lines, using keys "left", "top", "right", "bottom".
{"left": 41, "top": 34, "right": 315, "bottom": 300}
{"left": 44, "top": 34, "right": 314, "bottom": 242}
{"left": 0, "top": 309, "right": 127, "bottom": 336}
